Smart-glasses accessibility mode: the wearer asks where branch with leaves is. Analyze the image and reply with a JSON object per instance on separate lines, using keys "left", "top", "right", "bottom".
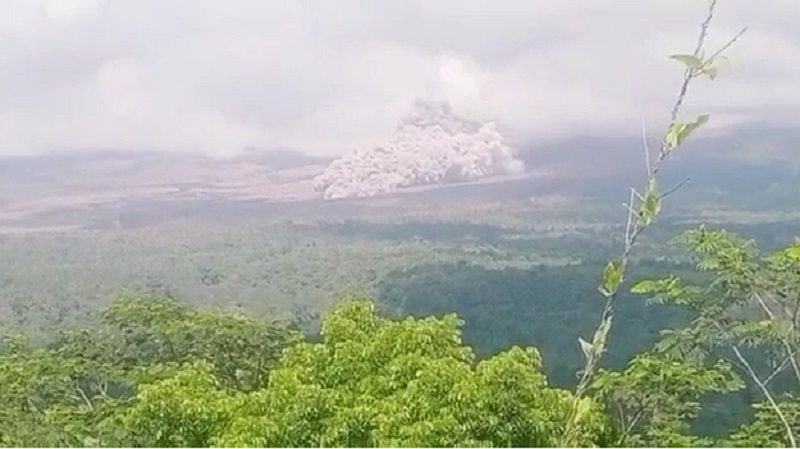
{"left": 559, "top": 1, "right": 748, "bottom": 445}
{"left": 632, "top": 229, "right": 800, "bottom": 447}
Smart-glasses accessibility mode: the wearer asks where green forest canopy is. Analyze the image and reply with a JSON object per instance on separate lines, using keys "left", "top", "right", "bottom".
{"left": 2, "top": 228, "right": 800, "bottom": 447}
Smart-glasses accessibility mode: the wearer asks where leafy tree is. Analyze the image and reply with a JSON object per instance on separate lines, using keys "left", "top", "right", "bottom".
{"left": 0, "top": 331, "right": 128, "bottom": 446}
{"left": 0, "top": 294, "right": 296, "bottom": 447}
{"left": 179, "top": 298, "right": 613, "bottom": 447}
{"left": 102, "top": 294, "right": 298, "bottom": 391}
{"left": 728, "top": 398, "right": 800, "bottom": 447}
{"left": 115, "top": 361, "right": 234, "bottom": 447}
{"left": 591, "top": 354, "right": 742, "bottom": 447}
{"left": 382, "top": 261, "right": 689, "bottom": 387}
{"left": 633, "top": 229, "right": 800, "bottom": 446}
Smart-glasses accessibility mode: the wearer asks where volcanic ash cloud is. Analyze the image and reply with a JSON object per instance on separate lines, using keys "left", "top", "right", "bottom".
{"left": 314, "top": 99, "right": 525, "bottom": 199}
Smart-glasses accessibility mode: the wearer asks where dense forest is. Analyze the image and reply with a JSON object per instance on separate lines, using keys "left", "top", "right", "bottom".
{"left": 2, "top": 226, "right": 799, "bottom": 446}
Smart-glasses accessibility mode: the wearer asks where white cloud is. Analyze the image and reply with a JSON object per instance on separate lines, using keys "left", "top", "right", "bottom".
{"left": 0, "top": 0, "right": 797, "bottom": 156}
{"left": 43, "top": 0, "right": 98, "bottom": 25}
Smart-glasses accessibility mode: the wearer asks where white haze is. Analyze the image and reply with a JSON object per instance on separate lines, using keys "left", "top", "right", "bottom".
{"left": 0, "top": 0, "right": 799, "bottom": 157}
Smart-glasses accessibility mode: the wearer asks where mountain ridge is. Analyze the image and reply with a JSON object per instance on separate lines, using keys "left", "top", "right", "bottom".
{"left": 1, "top": 123, "right": 798, "bottom": 232}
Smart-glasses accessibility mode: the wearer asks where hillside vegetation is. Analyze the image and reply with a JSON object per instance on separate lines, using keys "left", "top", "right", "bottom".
{"left": 2, "top": 229, "right": 799, "bottom": 447}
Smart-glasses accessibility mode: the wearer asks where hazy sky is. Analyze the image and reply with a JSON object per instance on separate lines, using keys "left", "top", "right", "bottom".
{"left": 1, "top": 0, "right": 798, "bottom": 156}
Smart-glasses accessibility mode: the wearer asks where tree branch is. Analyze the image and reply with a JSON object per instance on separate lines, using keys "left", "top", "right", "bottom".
{"left": 731, "top": 344, "right": 796, "bottom": 447}
{"left": 753, "top": 291, "right": 800, "bottom": 385}
{"left": 660, "top": 178, "right": 691, "bottom": 200}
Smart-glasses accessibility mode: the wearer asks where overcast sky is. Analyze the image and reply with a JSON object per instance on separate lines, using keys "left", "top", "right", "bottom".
{"left": 1, "top": 0, "right": 798, "bottom": 157}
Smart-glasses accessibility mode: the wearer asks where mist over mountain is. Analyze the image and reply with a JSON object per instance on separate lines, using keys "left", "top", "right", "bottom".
{"left": 313, "top": 99, "right": 525, "bottom": 199}
{"left": 514, "top": 123, "right": 800, "bottom": 194}
{"left": 1, "top": 119, "right": 798, "bottom": 235}
{"left": 233, "top": 147, "right": 329, "bottom": 170}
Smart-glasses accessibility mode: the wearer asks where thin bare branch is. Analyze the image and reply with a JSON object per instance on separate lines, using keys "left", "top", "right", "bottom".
{"left": 764, "top": 356, "right": 792, "bottom": 386}
{"left": 660, "top": 177, "right": 692, "bottom": 200}
{"left": 641, "top": 119, "right": 651, "bottom": 177}
{"left": 73, "top": 386, "right": 94, "bottom": 411}
{"left": 707, "top": 27, "right": 749, "bottom": 64}
{"left": 753, "top": 291, "right": 800, "bottom": 384}
{"left": 731, "top": 344, "right": 797, "bottom": 447}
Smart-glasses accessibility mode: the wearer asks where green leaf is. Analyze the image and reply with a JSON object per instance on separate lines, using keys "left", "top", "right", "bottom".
{"left": 701, "top": 62, "right": 718, "bottom": 80}
{"left": 639, "top": 179, "right": 661, "bottom": 226}
{"left": 599, "top": 261, "right": 623, "bottom": 297}
{"left": 591, "top": 316, "right": 613, "bottom": 356}
{"left": 785, "top": 244, "right": 800, "bottom": 261}
{"left": 573, "top": 397, "right": 594, "bottom": 424}
{"left": 630, "top": 280, "right": 657, "bottom": 294}
{"left": 664, "top": 114, "right": 710, "bottom": 149}
{"left": 578, "top": 337, "right": 593, "bottom": 361}
{"left": 670, "top": 54, "right": 705, "bottom": 70}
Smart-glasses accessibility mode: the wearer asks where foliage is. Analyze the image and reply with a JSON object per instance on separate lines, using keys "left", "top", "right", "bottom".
{"left": 0, "top": 295, "right": 295, "bottom": 447}
{"left": 102, "top": 294, "right": 297, "bottom": 391}
{"left": 3, "top": 248, "right": 800, "bottom": 447}
{"left": 5, "top": 206, "right": 794, "bottom": 340}
{"left": 0, "top": 296, "right": 619, "bottom": 447}
{"left": 215, "top": 298, "right": 611, "bottom": 447}
{"left": 0, "top": 219, "right": 608, "bottom": 337}
{"left": 574, "top": 0, "right": 747, "bottom": 409}
{"left": 633, "top": 228, "right": 800, "bottom": 446}
{"left": 568, "top": 0, "right": 748, "bottom": 444}
{"left": 728, "top": 397, "right": 800, "bottom": 447}
{"left": 592, "top": 354, "right": 742, "bottom": 447}
{"left": 381, "top": 260, "right": 690, "bottom": 387}
{"left": 116, "top": 361, "right": 234, "bottom": 448}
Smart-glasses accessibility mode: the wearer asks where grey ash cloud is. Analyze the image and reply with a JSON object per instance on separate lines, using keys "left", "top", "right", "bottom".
{"left": 314, "top": 99, "right": 524, "bottom": 199}
{"left": 0, "top": 0, "right": 799, "bottom": 157}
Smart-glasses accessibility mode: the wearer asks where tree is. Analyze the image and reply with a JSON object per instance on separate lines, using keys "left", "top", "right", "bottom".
{"left": 0, "top": 330, "right": 128, "bottom": 446}
{"left": 114, "top": 361, "right": 233, "bottom": 448}
{"left": 0, "top": 294, "right": 297, "bottom": 447}
{"left": 102, "top": 294, "right": 298, "bottom": 391}
{"left": 632, "top": 229, "right": 800, "bottom": 446}
{"left": 591, "top": 354, "right": 742, "bottom": 447}
{"left": 120, "top": 298, "right": 613, "bottom": 447}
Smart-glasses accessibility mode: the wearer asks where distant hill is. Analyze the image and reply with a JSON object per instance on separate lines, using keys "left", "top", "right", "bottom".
{"left": 234, "top": 147, "right": 329, "bottom": 170}
{"left": 517, "top": 124, "right": 800, "bottom": 196}
{"left": 0, "top": 124, "right": 797, "bottom": 232}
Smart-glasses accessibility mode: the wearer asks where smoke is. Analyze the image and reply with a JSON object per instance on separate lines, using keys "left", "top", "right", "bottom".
{"left": 314, "top": 99, "right": 525, "bottom": 199}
